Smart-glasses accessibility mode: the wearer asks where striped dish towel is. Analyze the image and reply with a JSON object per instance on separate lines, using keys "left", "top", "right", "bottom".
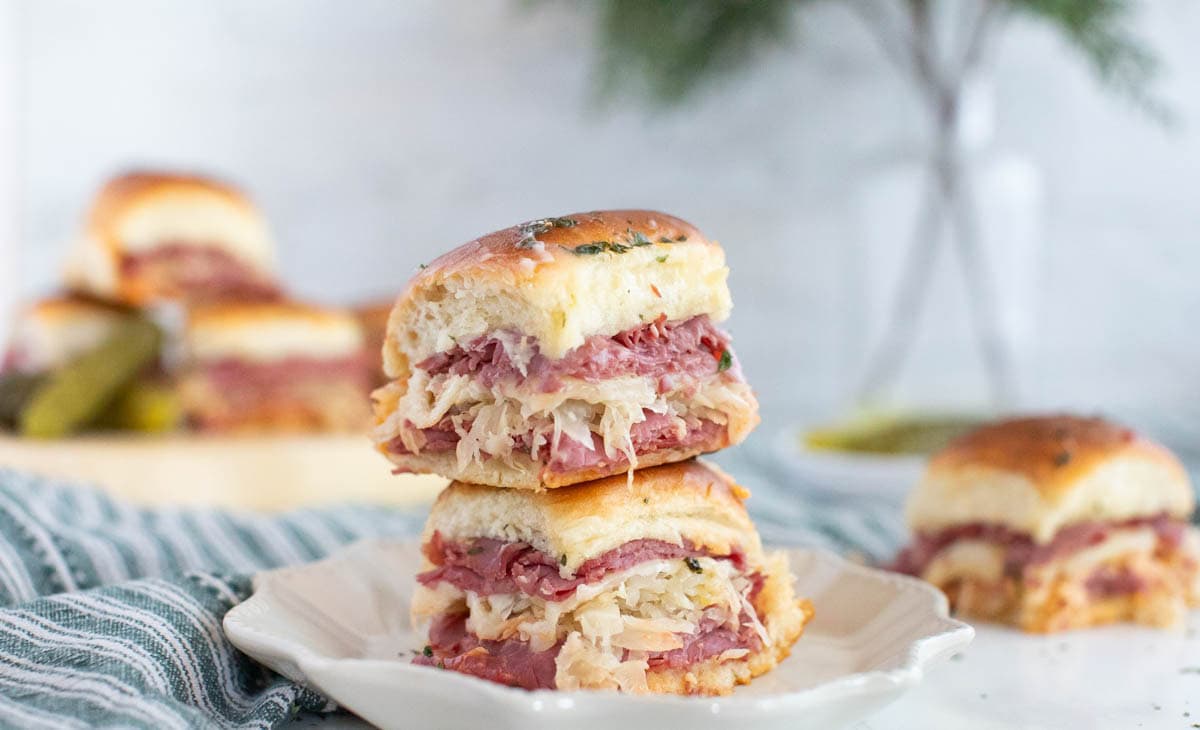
{"left": 0, "top": 465, "right": 904, "bottom": 729}
{"left": 0, "top": 468, "right": 424, "bottom": 729}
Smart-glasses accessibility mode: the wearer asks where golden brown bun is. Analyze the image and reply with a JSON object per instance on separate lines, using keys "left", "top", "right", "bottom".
{"left": 646, "top": 552, "right": 813, "bottom": 695}
{"left": 906, "top": 414, "right": 1194, "bottom": 542}
{"left": 382, "top": 210, "right": 730, "bottom": 376}
{"left": 185, "top": 300, "right": 364, "bottom": 362}
{"left": 63, "top": 171, "right": 277, "bottom": 305}
{"left": 423, "top": 459, "right": 762, "bottom": 573}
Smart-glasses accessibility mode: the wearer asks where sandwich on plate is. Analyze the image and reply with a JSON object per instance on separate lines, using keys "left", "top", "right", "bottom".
{"left": 372, "top": 210, "right": 759, "bottom": 489}
{"left": 64, "top": 171, "right": 280, "bottom": 305}
{"left": 894, "top": 414, "right": 1200, "bottom": 632}
{"left": 178, "top": 301, "right": 371, "bottom": 432}
{"left": 411, "top": 459, "right": 812, "bottom": 694}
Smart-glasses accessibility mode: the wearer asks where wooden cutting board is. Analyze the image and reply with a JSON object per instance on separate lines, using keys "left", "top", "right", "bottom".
{"left": 0, "top": 434, "right": 446, "bottom": 511}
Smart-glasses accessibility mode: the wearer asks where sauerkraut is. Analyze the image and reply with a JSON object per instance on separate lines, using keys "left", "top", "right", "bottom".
{"left": 412, "top": 556, "right": 768, "bottom": 692}
{"left": 374, "top": 368, "right": 755, "bottom": 472}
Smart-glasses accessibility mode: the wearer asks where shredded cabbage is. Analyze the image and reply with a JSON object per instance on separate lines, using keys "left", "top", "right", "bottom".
{"left": 379, "top": 369, "right": 754, "bottom": 473}
{"left": 412, "top": 556, "right": 767, "bottom": 693}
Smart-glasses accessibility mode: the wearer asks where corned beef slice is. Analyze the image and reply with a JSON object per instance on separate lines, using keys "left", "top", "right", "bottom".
{"left": 419, "top": 533, "right": 747, "bottom": 601}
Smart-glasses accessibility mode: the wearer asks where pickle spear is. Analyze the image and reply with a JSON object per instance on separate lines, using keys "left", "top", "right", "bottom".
{"left": 0, "top": 372, "right": 46, "bottom": 430}
{"left": 19, "top": 317, "right": 162, "bottom": 438}
{"left": 97, "top": 380, "right": 181, "bottom": 434}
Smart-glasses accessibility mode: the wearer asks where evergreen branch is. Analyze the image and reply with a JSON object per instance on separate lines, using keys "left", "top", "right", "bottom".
{"left": 587, "top": 0, "right": 802, "bottom": 106}
{"left": 569, "top": 0, "right": 1166, "bottom": 121}
{"left": 994, "top": 0, "right": 1169, "bottom": 121}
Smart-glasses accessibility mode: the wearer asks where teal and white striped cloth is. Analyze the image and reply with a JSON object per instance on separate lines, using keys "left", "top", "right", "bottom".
{"left": 0, "top": 465, "right": 901, "bottom": 729}
{"left": 0, "top": 468, "right": 424, "bottom": 729}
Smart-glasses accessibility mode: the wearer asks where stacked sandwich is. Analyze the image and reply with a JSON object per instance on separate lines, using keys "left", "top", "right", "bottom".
{"left": 1, "top": 171, "right": 374, "bottom": 435}
{"left": 371, "top": 210, "right": 813, "bottom": 694}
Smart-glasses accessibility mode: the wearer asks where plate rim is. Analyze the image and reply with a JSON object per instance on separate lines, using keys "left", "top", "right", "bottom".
{"left": 224, "top": 538, "right": 973, "bottom": 713}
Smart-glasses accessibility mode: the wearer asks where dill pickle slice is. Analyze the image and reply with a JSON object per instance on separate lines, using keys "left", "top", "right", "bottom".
{"left": 805, "top": 414, "right": 985, "bottom": 455}
{"left": 98, "top": 381, "right": 181, "bottom": 434}
{"left": 19, "top": 318, "right": 162, "bottom": 438}
{"left": 0, "top": 372, "right": 47, "bottom": 430}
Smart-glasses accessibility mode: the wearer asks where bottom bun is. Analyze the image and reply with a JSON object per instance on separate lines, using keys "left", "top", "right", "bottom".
{"left": 386, "top": 439, "right": 731, "bottom": 490}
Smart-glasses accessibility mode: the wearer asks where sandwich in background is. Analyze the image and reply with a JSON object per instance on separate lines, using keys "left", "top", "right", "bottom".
{"left": 64, "top": 171, "right": 280, "bottom": 305}
{"left": 353, "top": 299, "right": 394, "bottom": 389}
{"left": 372, "top": 210, "right": 760, "bottom": 489}
{"left": 179, "top": 301, "right": 371, "bottom": 432}
{"left": 412, "top": 459, "right": 812, "bottom": 694}
{"left": 894, "top": 414, "right": 1200, "bottom": 632}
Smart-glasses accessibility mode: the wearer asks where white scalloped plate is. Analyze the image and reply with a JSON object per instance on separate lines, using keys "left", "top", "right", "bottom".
{"left": 224, "top": 540, "right": 972, "bottom": 730}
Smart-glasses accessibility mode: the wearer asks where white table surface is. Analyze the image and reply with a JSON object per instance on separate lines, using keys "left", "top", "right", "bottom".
{"left": 290, "top": 612, "right": 1200, "bottom": 730}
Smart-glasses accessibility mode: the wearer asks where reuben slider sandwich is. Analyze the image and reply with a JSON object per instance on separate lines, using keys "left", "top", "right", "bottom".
{"left": 372, "top": 211, "right": 759, "bottom": 489}
{"left": 65, "top": 172, "right": 279, "bottom": 305}
{"left": 895, "top": 415, "right": 1200, "bottom": 632}
{"left": 412, "top": 459, "right": 811, "bottom": 693}
{"left": 179, "top": 301, "right": 370, "bottom": 432}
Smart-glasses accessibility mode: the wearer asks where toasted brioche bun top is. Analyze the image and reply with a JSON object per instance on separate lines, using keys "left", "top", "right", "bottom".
{"left": 5, "top": 295, "right": 131, "bottom": 372}
{"left": 185, "top": 301, "right": 363, "bottom": 363}
{"left": 906, "top": 414, "right": 1194, "bottom": 542}
{"left": 64, "top": 171, "right": 276, "bottom": 300}
{"left": 383, "top": 210, "right": 730, "bottom": 377}
{"left": 423, "top": 459, "right": 762, "bottom": 573}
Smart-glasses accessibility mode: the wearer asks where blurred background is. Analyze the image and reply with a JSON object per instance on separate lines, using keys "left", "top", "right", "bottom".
{"left": 1, "top": 0, "right": 1197, "bottom": 470}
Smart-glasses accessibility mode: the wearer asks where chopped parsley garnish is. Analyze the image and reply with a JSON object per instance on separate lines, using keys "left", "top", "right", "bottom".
{"left": 717, "top": 350, "right": 733, "bottom": 372}
{"left": 560, "top": 553, "right": 568, "bottom": 566}
{"left": 516, "top": 216, "right": 578, "bottom": 248}
{"left": 570, "top": 242, "right": 609, "bottom": 255}
{"left": 466, "top": 545, "right": 484, "bottom": 555}
{"left": 422, "top": 645, "right": 433, "bottom": 657}
{"left": 565, "top": 228, "right": 656, "bottom": 256}
{"left": 656, "top": 255, "right": 668, "bottom": 263}
{"left": 684, "top": 557, "right": 703, "bottom": 574}
{"left": 418, "top": 263, "right": 427, "bottom": 270}
{"left": 626, "top": 228, "right": 651, "bottom": 247}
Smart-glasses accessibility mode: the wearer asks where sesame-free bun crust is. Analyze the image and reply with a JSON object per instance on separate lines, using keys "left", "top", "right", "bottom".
{"left": 383, "top": 210, "right": 730, "bottom": 377}
{"left": 906, "top": 415, "right": 1194, "bottom": 542}
{"left": 185, "top": 300, "right": 364, "bottom": 362}
{"left": 385, "top": 434, "right": 736, "bottom": 491}
{"left": 423, "top": 459, "right": 761, "bottom": 573}
{"left": 64, "top": 171, "right": 276, "bottom": 305}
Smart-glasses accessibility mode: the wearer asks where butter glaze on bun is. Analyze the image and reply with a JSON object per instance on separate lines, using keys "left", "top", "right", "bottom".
{"left": 906, "top": 414, "right": 1193, "bottom": 542}
{"left": 383, "top": 210, "right": 729, "bottom": 374}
